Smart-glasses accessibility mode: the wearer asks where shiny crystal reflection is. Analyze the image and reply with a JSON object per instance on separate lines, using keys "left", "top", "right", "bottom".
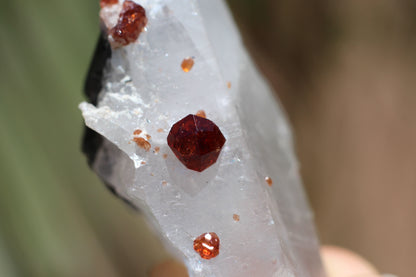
{"left": 79, "top": 0, "right": 325, "bottom": 276}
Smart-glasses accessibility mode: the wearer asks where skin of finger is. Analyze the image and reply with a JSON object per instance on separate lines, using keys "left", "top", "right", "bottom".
{"left": 321, "top": 245, "right": 380, "bottom": 277}
{"left": 150, "top": 259, "right": 189, "bottom": 277}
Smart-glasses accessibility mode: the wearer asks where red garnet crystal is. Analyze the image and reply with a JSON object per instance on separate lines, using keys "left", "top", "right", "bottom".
{"left": 167, "top": 114, "right": 226, "bottom": 172}
{"left": 193, "top": 232, "right": 220, "bottom": 259}
{"left": 110, "top": 0, "right": 147, "bottom": 48}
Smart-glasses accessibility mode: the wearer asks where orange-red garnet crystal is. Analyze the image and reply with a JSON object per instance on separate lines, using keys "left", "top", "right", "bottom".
{"left": 167, "top": 114, "right": 226, "bottom": 172}
{"left": 110, "top": 0, "right": 147, "bottom": 48}
{"left": 265, "top": 176, "right": 273, "bottom": 186}
{"left": 193, "top": 232, "right": 220, "bottom": 260}
{"left": 181, "top": 57, "right": 194, "bottom": 72}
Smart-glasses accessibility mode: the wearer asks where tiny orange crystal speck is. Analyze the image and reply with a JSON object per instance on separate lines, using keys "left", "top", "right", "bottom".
{"left": 133, "top": 129, "right": 142, "bottom": 136}
{"left": 193, "top": 232, "right": 220, "bottom": 260}
{"left": 196, "top": 110, "right": 206, "bottom": 118}
{"left": 265, "top": 176, "right": 273, "bottom": 186}
{"left": 233, "top": 214, "right": 240, "bottom": 222}
{"left": 181, "top": 57, "right": 194, "bottom": 72}
{"left": 133, "top": 137, "right": 151, "bottom": 151}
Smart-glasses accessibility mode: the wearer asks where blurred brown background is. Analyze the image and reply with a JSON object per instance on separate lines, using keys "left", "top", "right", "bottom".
{"left": 228, "top": 0, "right": 416, "bottom": 276}
{"left": 0, "top": 0, "right": 414, "bottom": 276}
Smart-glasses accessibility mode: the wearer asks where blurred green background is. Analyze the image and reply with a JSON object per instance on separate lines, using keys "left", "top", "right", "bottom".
{"left": 1, "top": 0, "right": 415, "bottom": 276}
{"left": 0, "top": 1, "right": 171, "bottom": 276}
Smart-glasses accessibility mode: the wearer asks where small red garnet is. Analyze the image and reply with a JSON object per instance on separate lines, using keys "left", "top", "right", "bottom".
{"left": 167, "top": 114, "right": 226, "bottom": 172}
{"left": 110, "top": 0, "right": 147, "bottom": 48}
{"left": 193, "top": 232, "right": 220, "bottom": 259}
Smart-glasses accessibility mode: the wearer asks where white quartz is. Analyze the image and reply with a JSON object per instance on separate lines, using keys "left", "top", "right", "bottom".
{"left": 80, "top": 0, "right": 325, "bottom": 276}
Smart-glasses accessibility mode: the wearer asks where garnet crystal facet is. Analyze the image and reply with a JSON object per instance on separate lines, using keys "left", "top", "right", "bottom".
{"left": 167, "top": 114, "right": 226, "bottom": 172}
{"left": 110, "top": 0, "right": 147, "bottom": 48}
{"left": 193, "top": 232, "right": 220, "bottom": 259}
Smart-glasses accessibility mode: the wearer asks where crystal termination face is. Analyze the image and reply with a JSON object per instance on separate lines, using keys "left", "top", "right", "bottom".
{"left": 167, "top": 114, "right": 226, "bottom": 172}
{"left": 193, "top": 232, "right": 220, "bottom": 260}
{"left": 110, "top": 0, "right": 147, "bottom": 48}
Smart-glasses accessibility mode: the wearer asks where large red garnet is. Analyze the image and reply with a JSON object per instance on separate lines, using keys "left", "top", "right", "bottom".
{"left": 167, "top": 114, "right": 226, "bottom": 172}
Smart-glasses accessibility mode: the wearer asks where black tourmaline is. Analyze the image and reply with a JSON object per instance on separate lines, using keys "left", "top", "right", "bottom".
{"left": 82, "top": 32, "right": 111, "bottom": 166}
{"left": 82, "top": 33, "right": 138, "bottom": 210}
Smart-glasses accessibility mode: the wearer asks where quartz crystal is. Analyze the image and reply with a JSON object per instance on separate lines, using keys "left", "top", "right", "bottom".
{"left": 80, "top": 0, "right": 325, "bottom": 276}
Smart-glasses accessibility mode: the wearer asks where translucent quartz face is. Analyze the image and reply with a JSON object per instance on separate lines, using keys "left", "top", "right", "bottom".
{"left": 80, "top": 0, "right": 325, "bottom": 276}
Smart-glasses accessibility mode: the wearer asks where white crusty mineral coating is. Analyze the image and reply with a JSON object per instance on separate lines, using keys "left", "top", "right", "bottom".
{"left": 80, "top": 0, "right": 325, "bottom": 276}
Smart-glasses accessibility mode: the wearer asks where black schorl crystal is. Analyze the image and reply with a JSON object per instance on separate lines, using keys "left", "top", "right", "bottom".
{"left": 82, "top": 32, "right": 111, "bottom": 167}
{"left": 81, "top": 33, "right": 138, "bottom": 210}
{"left": 84, "top": 32, "right": 112, "bottom": 106}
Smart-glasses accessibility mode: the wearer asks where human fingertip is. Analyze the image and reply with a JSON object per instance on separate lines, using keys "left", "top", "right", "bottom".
{"left": 321, "top": 245, "right": 379, "bottom": 277}
{"left": 149, "top": 259, "right": 188, "bottom": 277}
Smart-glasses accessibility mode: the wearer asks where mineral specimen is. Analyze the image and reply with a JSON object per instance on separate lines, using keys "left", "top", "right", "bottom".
{"left": 80, "top": 0, "right": 325, "bottom": 276}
